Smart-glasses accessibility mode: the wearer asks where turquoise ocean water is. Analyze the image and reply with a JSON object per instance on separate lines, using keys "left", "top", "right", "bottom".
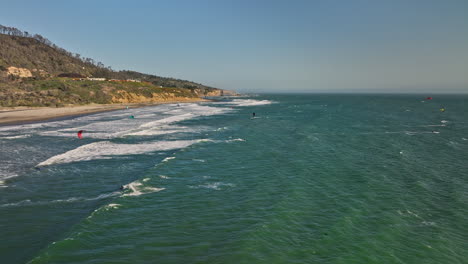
{"left": 0, "top": 94, "right": 467, "bottom": 263}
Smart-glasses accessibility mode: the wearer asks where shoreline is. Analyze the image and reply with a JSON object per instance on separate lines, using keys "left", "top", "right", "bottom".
{"left": 0, "top": 98, "right": 208, "bottom": 126}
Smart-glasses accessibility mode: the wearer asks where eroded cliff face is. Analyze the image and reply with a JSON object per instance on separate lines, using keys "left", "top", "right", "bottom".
{"left": 204, "top": 90, "right": 224, "bottom": 96}
{"left": 111, "top": 90, "right": 203, "bottom": 104}
{"left": 109, "top": 88, "right": 239, "bottom": 104}
{"left": 7, "top": 66, "right": 33, "bottom": 78}
{"left": 193, "top": 89, "right": 238, "bottom": 97}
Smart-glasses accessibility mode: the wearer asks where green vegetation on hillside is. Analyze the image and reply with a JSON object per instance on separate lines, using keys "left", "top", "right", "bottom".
{"left": 0, "top": 24, "right": 223, "bottom": 107}
{"left": 0, "top": 78, "right": 203, "bottom": 107}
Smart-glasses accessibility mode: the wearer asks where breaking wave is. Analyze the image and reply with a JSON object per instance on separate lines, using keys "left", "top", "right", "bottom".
{"left": 37, "top": 139, "right": 209, "bottom": 166}
{"left": 0, "top": 192, "right": 119, "bottom": 208}
{"left": 0, "top": 134, "right": 31, "bottom": 140}
{"left": 214, "top": 99, "right": 274, "bottom": 107}
{"left": 122, "top": 180, "right": 165, "bottom": 197}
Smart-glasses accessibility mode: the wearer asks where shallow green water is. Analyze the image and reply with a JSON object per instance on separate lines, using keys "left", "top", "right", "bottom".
{"left": 1, "top": 94, "right": 467, "bottom": 263}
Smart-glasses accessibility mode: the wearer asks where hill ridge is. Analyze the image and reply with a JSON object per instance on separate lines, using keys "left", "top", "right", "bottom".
{"left": 0, "top": 25, "right": 234, "bottom": 107}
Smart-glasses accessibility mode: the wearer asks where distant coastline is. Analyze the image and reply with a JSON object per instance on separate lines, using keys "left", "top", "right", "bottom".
{"left": 1, "top": 26, "right": 234, "bottom": 112}
{"left": 0, "top": 98, "right": 208, "bottom": 126}
{"left": 0, "top": 25, "right": 239, "bottom": 126}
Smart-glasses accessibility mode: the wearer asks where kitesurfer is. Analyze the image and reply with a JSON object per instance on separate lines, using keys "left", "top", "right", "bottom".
{"left": 77, "top": 130, "right": 84, "bottom": 139}
{"left": 252, "top": 112, "right": 256, "bottom": 117}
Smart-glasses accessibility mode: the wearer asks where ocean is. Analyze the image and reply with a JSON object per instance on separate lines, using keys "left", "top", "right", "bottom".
{"left": 0, "top": 94, "right": 467, "bottom": 264}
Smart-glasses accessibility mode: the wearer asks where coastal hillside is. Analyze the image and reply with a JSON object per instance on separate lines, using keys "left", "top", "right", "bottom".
{"left": 0, "top": 25, "right": 234, "bottom": 107}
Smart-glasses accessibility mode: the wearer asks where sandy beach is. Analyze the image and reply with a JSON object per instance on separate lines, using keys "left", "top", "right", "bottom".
{"left": 0, "top": 98, "right": 207, "bottom": 126}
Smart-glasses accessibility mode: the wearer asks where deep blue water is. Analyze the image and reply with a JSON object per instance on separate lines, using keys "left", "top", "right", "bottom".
{"left": 1, "top": 94, "right": 467, "bottom": 263}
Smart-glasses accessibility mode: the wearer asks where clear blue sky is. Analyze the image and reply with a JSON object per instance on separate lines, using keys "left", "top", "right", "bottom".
{"left": 1, "top": 0, "right": 467, "bottom": 93}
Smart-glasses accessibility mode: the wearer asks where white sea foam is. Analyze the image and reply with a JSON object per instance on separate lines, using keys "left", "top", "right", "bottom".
{"left": 441, "top": 120, "right": 449, "bottom": 124}
{"left": 159, "top": 175, "right": 170, "bottom": 179}
{"left": 0, "top": 172, "right": 19, "bottom": 187}
{"left": 0, "top": 123, "right": 47, "bottom": 132}
{"left": 139, "top": 113, "right": 195, "bottom": 128}
{"left": 447, "top": 141, "right": 462, "bottom": 149}
{"left": 136, "top": 105, "right": 228, "bottom": 130}
{"left": 0, "top": 192, "right": 119, "bottom": 208}
{"left": 162, "top": 156, "right": 176, "bottom": 162}
{"left": 86, "top": 202, "right": 123, "bottom": 219}
{"left": 226, "top": 138, "right": 246, "bottom": 142}
{"left": 184, "top": 103, "right": 232, "bottom": 115}
{"left": 6, "top": 103, "right": 229, "bottom": 139}
{"left": 41, "top": 117, "right": 153, "bottom": 139}
{"left": 40, "top": 130, "right": 121, "bottom": 139}
{"left": 216, "top": 99, "right": 274, "bottom": 107}
{"left": 0, "top": 134, "right": 31, "bottom": 140}
{"left": 124, "top": 105, "right": 229, "bottom": 136}
{"left": 0, "top": 199, "right": 32, "bottom": 207}
{"left": 0, "top": 101, "right": 234, "bottom": 142}
{"left": 424, "top": 124, "right": 445, "bottom": 127}
{"left": 405, "top": 131, "right": 439, "bottom": 135}
{"left": 125, "top": 128, "right": 184, "bottom": 136}
{"left": 133, "top": 113, "right": 156, "bottom": 118}
{"left": 37, "top": 139, "right": 209, "bottom": 166}
{"left": 192, "top": 182, "right": 235, "bottom": 190}
{"left": 124, "top": 124, "right": 203, "bottom": 137}
{"left": 0, "top": 178, "right": 10, "bottom": 187}
{"left": 406, "top": 210, "right": 421, "bottom": 218}
{"left": 122, "top": 180, "right": 165, "bottom": 197}
{"left": 0, "top": 171, "right": 18, "bottom": 179}
{"left": 106, "top": 203, "right": 121, "bottom": 209}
